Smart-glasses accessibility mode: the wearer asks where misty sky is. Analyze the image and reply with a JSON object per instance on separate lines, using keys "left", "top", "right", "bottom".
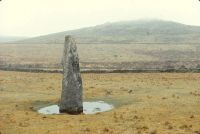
{"left": 0, "top": 0, "right": 200, "bottom": 37}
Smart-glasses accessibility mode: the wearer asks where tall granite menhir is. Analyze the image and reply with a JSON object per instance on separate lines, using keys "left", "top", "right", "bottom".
{"left": 59, "top": 36, "right": 83, "bottom": 114}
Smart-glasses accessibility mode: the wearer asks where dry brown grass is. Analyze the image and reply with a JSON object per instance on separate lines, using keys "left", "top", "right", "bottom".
{"left": 0, "top": 71, "right": 200, "bottom": 134}
{"left": 1, "top": 43, "right": 200, "bottom": 70}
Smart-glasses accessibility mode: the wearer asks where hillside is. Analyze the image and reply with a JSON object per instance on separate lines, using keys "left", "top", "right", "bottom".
{"left": 16, "top": 19, "right": 200, "bottom": 44}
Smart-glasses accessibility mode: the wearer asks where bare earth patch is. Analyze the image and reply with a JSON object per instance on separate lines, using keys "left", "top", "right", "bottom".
{"left": 0, "top": 71, "right": 200, "bottom": 134}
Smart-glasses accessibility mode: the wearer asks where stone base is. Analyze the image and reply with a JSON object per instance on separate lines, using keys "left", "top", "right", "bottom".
{"left": 59, "top": 107, "right": 83, "bottom": 115}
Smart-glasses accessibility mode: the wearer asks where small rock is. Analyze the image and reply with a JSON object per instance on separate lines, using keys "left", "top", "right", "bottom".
{"left": 128, "top": 90, "right": 133, "bottom": 93}
{"left": 150, "top": 130, "right": 157, "bottom": 134}
{"left": 194, "top": 130, "right": 200, "bottom": 134}
{"left": 164, "top": 121, "right": 170, "bottom": 126}
{"left": 103, "top": 127, "right": 109, "bottom": 132}
{"left": 42, "top": 116, "right": 47, "bottom": 118}
{"left": 142, "top": 126, "right": 149, "bottom": 130}
{"left": 85, "top": 128, "right": 90, "bottom": 132}
{"left": 105, "top": 90, "right": 112, "bottom": 95}
{"left": 190, "top": 115, "right": 194, "bottom": 118}
{"left": 168, "top": 125, "right": 173, "bottom": 129}
{"left": 179, "top": 124, "right": 188, "bottom": 129}
{"left": 133, "top": 115, "right": 139, "bottom": 119}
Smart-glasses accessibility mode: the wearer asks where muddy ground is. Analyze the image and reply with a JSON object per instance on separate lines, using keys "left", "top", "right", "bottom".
{"left": 0, "top": 71, "right": 200, "bottom": 134}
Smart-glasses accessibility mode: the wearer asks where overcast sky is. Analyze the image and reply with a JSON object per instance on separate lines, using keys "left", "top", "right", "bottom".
{"left": 0, "top": 0, "right": 200, "bottom": 37}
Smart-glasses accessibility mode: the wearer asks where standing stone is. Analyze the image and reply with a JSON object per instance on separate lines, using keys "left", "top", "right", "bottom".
{"left": 59, "top": 35, "right": 83, "bottom": 114}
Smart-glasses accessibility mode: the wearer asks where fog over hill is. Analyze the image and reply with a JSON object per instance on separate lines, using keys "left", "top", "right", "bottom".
{"left": 0, "top": 36, "right": 27, "bottom": 43}
{"left": 16, "top": 19, "right": 200, "bottom": 44}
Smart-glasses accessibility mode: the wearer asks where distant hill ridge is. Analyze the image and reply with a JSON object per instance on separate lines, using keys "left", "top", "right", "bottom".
{"left": 16, "top": 19, "right": 200, "bottom": 44}
{"left": 0, "top": 36, "right": 27, "bottom": 43}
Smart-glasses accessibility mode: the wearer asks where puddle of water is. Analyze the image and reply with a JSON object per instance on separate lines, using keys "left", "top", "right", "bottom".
{"left": 38, "top": 101, "right": 114, "bottom": 115}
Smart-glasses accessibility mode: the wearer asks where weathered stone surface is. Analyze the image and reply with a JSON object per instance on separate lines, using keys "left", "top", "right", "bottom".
{"left": 59, "top": 35, "right": 83, "bottom": 114}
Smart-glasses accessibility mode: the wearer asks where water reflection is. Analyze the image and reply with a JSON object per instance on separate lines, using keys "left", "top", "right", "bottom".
{"left": 38, "top": 101, "right": 114, "bottom": 115}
